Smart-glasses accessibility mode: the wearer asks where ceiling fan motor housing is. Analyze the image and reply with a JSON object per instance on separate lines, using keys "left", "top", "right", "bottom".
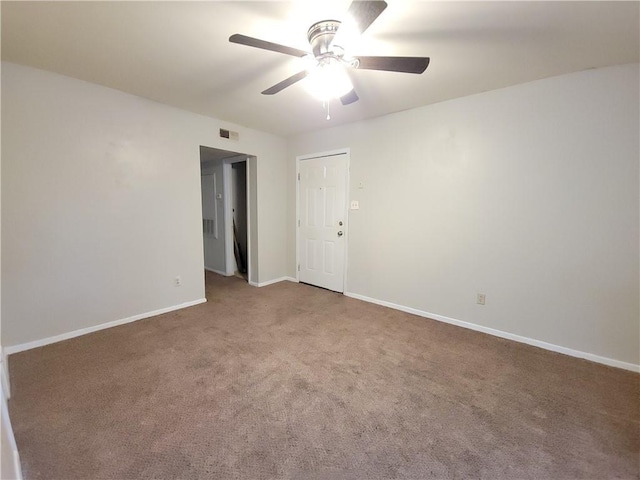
{"left": 307, "top": 20, "right": 342, "bottom": 58}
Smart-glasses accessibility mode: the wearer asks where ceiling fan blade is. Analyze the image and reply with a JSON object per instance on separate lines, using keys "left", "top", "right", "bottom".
{"left": 229, "top": 34, "right": 308, "bottom": 58}
{"left": 355, "top": 56, "right": 430, "bottom": 74}
{"left": 346, "top": 1, "right": 388, "bottom": 35}
{"left": 262, "top": 70, "right": 309, "bottom": 95}
{"left": 340, "top": 89, "right": 359, "bottom": 105}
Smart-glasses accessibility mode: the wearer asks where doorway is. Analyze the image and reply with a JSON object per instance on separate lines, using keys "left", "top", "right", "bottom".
{"left": 296, "top": 149, "right": 350, "bottom": 293}
{"left": 229, "top": 159, "right": 248, "bottom": 280}
{"left": 200, "top": 146, "right": 254, "bottom": 283}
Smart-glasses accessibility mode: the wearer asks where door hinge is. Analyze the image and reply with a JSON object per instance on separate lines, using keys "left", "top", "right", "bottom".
{"left": 297, "top": 173, "right": 300, "bottom": 180}
{"left": 297, "top": 219, "right": 300, "bottom": 227}
{"left": 298, "top": 264, "right": 300, "bottom": 271}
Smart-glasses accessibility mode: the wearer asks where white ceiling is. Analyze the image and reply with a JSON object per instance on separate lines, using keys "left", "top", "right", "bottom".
{"left": 2, "top": 1, "right": 638, "bottom": 137}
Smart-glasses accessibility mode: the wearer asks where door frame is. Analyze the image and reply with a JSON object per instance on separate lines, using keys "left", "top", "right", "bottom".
{"left": 295, "top": 148, "right": 351, "bottom": 292}
{"left": 223, "top": 155, "right": 251, "bottom": 279}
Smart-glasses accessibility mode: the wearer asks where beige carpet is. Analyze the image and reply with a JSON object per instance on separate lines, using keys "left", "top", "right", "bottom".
{"left": 8, "top": 271, "right": 640, "bottom": 479}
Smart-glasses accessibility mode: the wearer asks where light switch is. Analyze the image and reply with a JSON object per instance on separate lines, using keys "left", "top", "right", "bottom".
{"left": 350, "top": 200, "right": 360, "bottom": 210}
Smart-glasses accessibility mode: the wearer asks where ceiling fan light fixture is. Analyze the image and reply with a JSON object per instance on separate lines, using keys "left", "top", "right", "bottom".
{"left": 304, "top": 60, "right": 353, "bottom": 102}
{"left": 229, "top": 1, "right": 429, "bottom": 110}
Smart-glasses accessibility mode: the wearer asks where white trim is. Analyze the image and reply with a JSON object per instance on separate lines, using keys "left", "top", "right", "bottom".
{"left": 204, "top": 267, "right": 230, "bottom": 277}
{"left": 296, "top": 148, "right": 351, "bottom": 161}
{"left": 249, "top": 276, "right": 298, "bottom": 288}
{"left": 223, "top": 161, "right": 234, "bottom": 275}
{"left": 223, "top": 156, "right": 251, "bottom": 279}
{"left": 0, "top": 348, "right": 9, "bottom": 399}
{"left": 344, "top": 291, "right": 640, "bottom": 373}
{"left": 296, "top": 148, "right": 351, "bottom": 292}
{"left": 1, "top": 371, "right": 9, "bottom": 400}
{"left": 4, "top": 298, "right": 207, "bottom": 356}
{"left": 246, "top": 157, "right": 252, "bottom": 284}
{"left": 1, "top": 365, "right": 24, "bottom": 479}
{"left": 295, "top": 158, "right": 299, "bottom": 281}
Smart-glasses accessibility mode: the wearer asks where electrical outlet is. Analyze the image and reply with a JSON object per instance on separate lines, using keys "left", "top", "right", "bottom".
{"left": 477, "top": 293, "right": 486, "bottom": 305}
{"left": 350, "top": 200, "right": 360, "bottom": 210}
{"left": 175, "top": 276, "right": 182, "bottom": 287}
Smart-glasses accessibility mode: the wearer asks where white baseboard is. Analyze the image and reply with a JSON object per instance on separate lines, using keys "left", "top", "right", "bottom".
{"left": 344, "top": 291, "right": 639, "bottom": 373}
{"left": 204, "top": 267, "right": 229, "bottom": 276}
{"left": 249, "top": 276, "right": 298, "bottom": 288}
{"left": 0, "top": 347, "right": 10, "bottom": 399}
{"left": 1, "top": 369, "right": 9, "bottom": 399}
{"left": 1, "top": 365, "right": 23, "bottom": 479}
{"left": 4, "top": 298, "right": 207, "bottom": 356}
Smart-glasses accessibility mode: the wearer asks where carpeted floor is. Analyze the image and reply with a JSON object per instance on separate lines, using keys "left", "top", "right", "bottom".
{"left": 8, "top": 271, "right": 640, "bottom": 479}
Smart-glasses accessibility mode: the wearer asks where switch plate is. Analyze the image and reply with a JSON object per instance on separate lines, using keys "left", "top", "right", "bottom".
{"left": 477, "top": 293, "right": 486, "bottom": 305}
{"left": 350, "top": 200, "right": 360, "bottom": 210}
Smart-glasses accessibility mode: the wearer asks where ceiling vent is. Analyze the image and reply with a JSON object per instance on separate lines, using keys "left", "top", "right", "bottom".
{"left": 219, "top": 128, "right": 239, "bottom": 141}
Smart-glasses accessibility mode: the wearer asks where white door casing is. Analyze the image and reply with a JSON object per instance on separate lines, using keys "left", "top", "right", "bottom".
{"left": 223, "top": 156, "right": 250, "bottom": 277}
{"left": 298, "top": 152, "right": 349, "bottom": 293}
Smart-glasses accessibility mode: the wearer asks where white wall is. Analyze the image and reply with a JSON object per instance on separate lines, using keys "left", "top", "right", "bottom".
{"left": 0, "top": 56, "right": 4, "bottom": 384}
{"left": 257, "top": 149, "right": 288, "bottom": 283}
{"left": 248, "top": 156, "right": 259, "bottom": 281}
{"left": 3, "top": 61, "right": 637, "bottom": 367}
{"left": 288, "top": 64, "right": 640, "bottom": 367}
{"left": 1, "top": 62, "right": 288, "bottom": 348}
{"left": 0, "top": 54, "right": 19, "bottom": 480}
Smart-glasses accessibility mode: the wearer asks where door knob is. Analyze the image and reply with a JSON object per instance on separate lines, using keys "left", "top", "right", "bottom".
{"left": 337, "top": 231, "right": 343, "bottom": 237}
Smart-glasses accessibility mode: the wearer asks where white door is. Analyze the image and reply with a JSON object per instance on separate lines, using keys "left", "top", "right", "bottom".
{"left": 298, "top": 153, "right": 348, "bottom": 292}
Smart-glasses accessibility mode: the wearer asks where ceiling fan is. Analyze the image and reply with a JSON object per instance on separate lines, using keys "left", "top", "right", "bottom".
{"left": 229, "top": 0, "right": 430, "bottom": 107}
